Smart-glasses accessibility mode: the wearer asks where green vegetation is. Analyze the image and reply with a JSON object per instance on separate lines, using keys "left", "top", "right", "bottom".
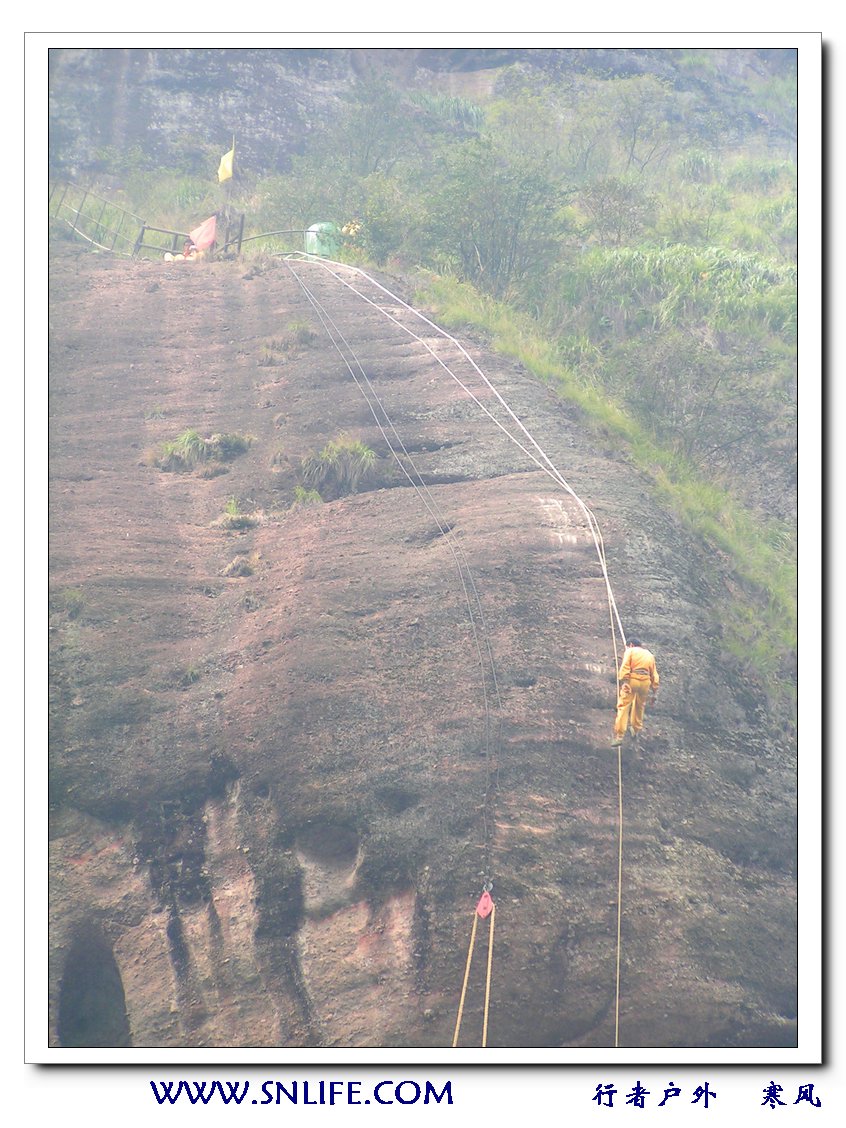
{"left": 62, "top": 49, "right": 798, "bottom": 685}
{"left": 178, "top": 664, "right": 201, "bottom": 688}
{"left": 87, "top": 143, "right": 222, "bottom": 232}
{"left": 408, "top": 90, "right": 486, "bottom": 131}
{"left": 54, "top": 587, "right": 85, "bottom": 619}
{"left": 155, "top": 428, "right": 208, "bottom": 471}
{"left": 209, "top": 432, "right": 254, "bottom": 459}
{"left": 257, "top": 345, "right": 283, "bottom": 367}
{"left": 284, "top": 321, "right": 318, "bottom": 349}
{"left": 214, "top": 497, "right": 260, "bottom": 530}
{"left": 417, "top": 273, "right": 796, "bottom": 680}
{"left": 299, "top": 436, "right": 379, "bottom": 500}
{"left": 292, "top": 485, "right": 323, "bottom": 507}
{"left": 153, "top": 428, "right": 254, "bottom": 472}
{"left": 258, "top": 324, "right": 317, "bottom": 366}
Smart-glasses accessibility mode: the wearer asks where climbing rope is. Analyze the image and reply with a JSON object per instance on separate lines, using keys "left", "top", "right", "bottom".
{"left": 482, "top": 893, "right": 496, "bottom": 1046}
{"left": 283, "top": 260, "right": 503, "bottom": 881}
{"left": 295, "top": 256, "right": 627, "bottom": 654}
{"left": 452, "top": 908, "right": 478, "bottom": 1046}
{"left": 452, "top": 885, "right": 496, "bottom": 1048}
{"left": 284, "top": 256, "right": 628, "bottom": 1048}
{"left": 61, "top": 235, "right": 630, "bottom": 1045}
{"left": 615, "top": 743, "right": 624, "bottom": 1047}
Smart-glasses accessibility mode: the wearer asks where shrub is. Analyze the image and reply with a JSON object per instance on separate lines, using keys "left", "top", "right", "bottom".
{"left": 213, "top": 498, "right": 260, "bottom": 530}
{"left": 154, "top": 429, "right": 253, "bottom": 472}
{"left": 258, "top": 325, "right": 316, "bottom": 366}
{"left": 206, "top": 432, "right": 254, "bottom": 460}
{"left": 285, "top": 321, "right": 318, "bottom": 349}
{"left": 257, "top": 344, "right": 284, "bottom": 367}
{"left": 292, "top": 485, "right": 323, "bottom": 507}
{"left": 156, "top": 429, "right": 208, "bottom": 471}
{"left": 679, "top": 149, "right": 717, "bottom": 183}
{"left": 221, "top": 553, "right": 256, "bottom": 577}
{"left": 178, "top": 665, "right": 201, "bottom": 688}
{"left": 299, "top": 436, "right": 378, "bottom": 499}
{"left": 54, "top": 588, "right": 84, "bottom": 619}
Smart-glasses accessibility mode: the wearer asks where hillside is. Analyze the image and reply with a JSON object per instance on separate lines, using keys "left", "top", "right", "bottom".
{"left": 48, "top": 244, "right": 797, "bottom": 1050}
{"left": 48, "top": 46, "right": 797, "bottom": 179}
{"left": 48, "top": 44, "right": 798, "bottom": 579}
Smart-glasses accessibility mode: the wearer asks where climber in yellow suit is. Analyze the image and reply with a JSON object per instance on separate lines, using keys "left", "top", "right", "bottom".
{"left": 611, "top": 638, "right": 659, "bottom": 746}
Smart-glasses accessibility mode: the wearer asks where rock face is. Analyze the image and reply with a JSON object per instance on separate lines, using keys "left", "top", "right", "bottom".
{"left": 49, "top": 47, "right": 355, "bottom": 177}
{"left": 48, "top": 46, "right": 517, "bottom": 178}
{"left": 47, "top": 246, "right": 797, "bottom": 1049}
{"left": 46, "top": 46, "right": 794, "bottom": 178}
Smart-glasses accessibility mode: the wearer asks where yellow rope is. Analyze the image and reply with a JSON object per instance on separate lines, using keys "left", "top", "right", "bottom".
{"left": 614, "top": 742, "right": 624, "bottom": 1047}
{"left": 605, "top": 538, "right": 624, "bottom": 1048}
{"left": 482, "top": 903, "right": 496, "bottom": 1047}
{"left": 452, "top": 911, "right": 479, "bottom": 1048}
{"left": 453, "top": 900, "right": 497, "bottom": 1048}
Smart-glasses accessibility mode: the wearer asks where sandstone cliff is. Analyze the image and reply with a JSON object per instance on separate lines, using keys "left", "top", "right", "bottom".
{"left": 48, "top": 246, "right": 797, "bottom": 1049}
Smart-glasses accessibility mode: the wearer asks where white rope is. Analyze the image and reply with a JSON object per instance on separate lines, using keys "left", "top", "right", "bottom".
{"left": 284, "top": 260, "right": 503, "bottom": 871}
{"left": 289, "top": 255, "right": 627, "bottom": 655}
{"left": 285, "top": 255, "right": 630, "bottom": 1046}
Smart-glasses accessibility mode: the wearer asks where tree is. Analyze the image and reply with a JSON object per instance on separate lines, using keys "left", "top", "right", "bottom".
{"left": 580, "top": 176, "right": 657, "bottom": 247}
{"left": 428, "top": 138, "right": 570, "bottom": 300}
{"left": 606, "top": 75, "right": 676, "bottom": 174}
{"left": 333, "top": 78, "right": 424, "bottom": 178}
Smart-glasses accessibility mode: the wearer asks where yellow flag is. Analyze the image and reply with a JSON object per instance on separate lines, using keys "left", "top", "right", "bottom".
{"left": 218, "top": 146, "right": 234, "bottom": 183}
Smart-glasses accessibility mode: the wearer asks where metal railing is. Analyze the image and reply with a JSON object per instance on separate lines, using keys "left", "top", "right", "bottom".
{"left": 237, "top": 229, "right": 308, "bottom": 255}
{"left": 133, "top": 224, "right": 191, "bottom": 258}
{"left": 49, "top": 181, "right": 311, "bottom": 261}
{"left": 49, "top": 182, "right": 146, "bottom": 257}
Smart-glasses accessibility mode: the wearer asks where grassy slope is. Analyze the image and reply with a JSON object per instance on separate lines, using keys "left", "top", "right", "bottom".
{"left": 415, "top": 272, "right": 797, "bottom": 691}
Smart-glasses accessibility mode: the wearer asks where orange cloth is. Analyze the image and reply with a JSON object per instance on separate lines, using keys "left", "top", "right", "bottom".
{"left": 613, "top": 645, "right": 659, "bottom": 737}
{"left": 618, "top": 644, "right": 659, "bottom": 689}
{"left": 189, "top": 215, "right": 217, "bottom": 251}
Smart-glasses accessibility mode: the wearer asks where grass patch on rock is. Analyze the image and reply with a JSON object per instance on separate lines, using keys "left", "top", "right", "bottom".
{"left": 213, "top": 497, "right": 261, "bottom": 530}
{"left": 152, "top": 428, "right": 255, "bottom": 473}
{"left": 298, "top": 435, "right": 378, "bottom": 500}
